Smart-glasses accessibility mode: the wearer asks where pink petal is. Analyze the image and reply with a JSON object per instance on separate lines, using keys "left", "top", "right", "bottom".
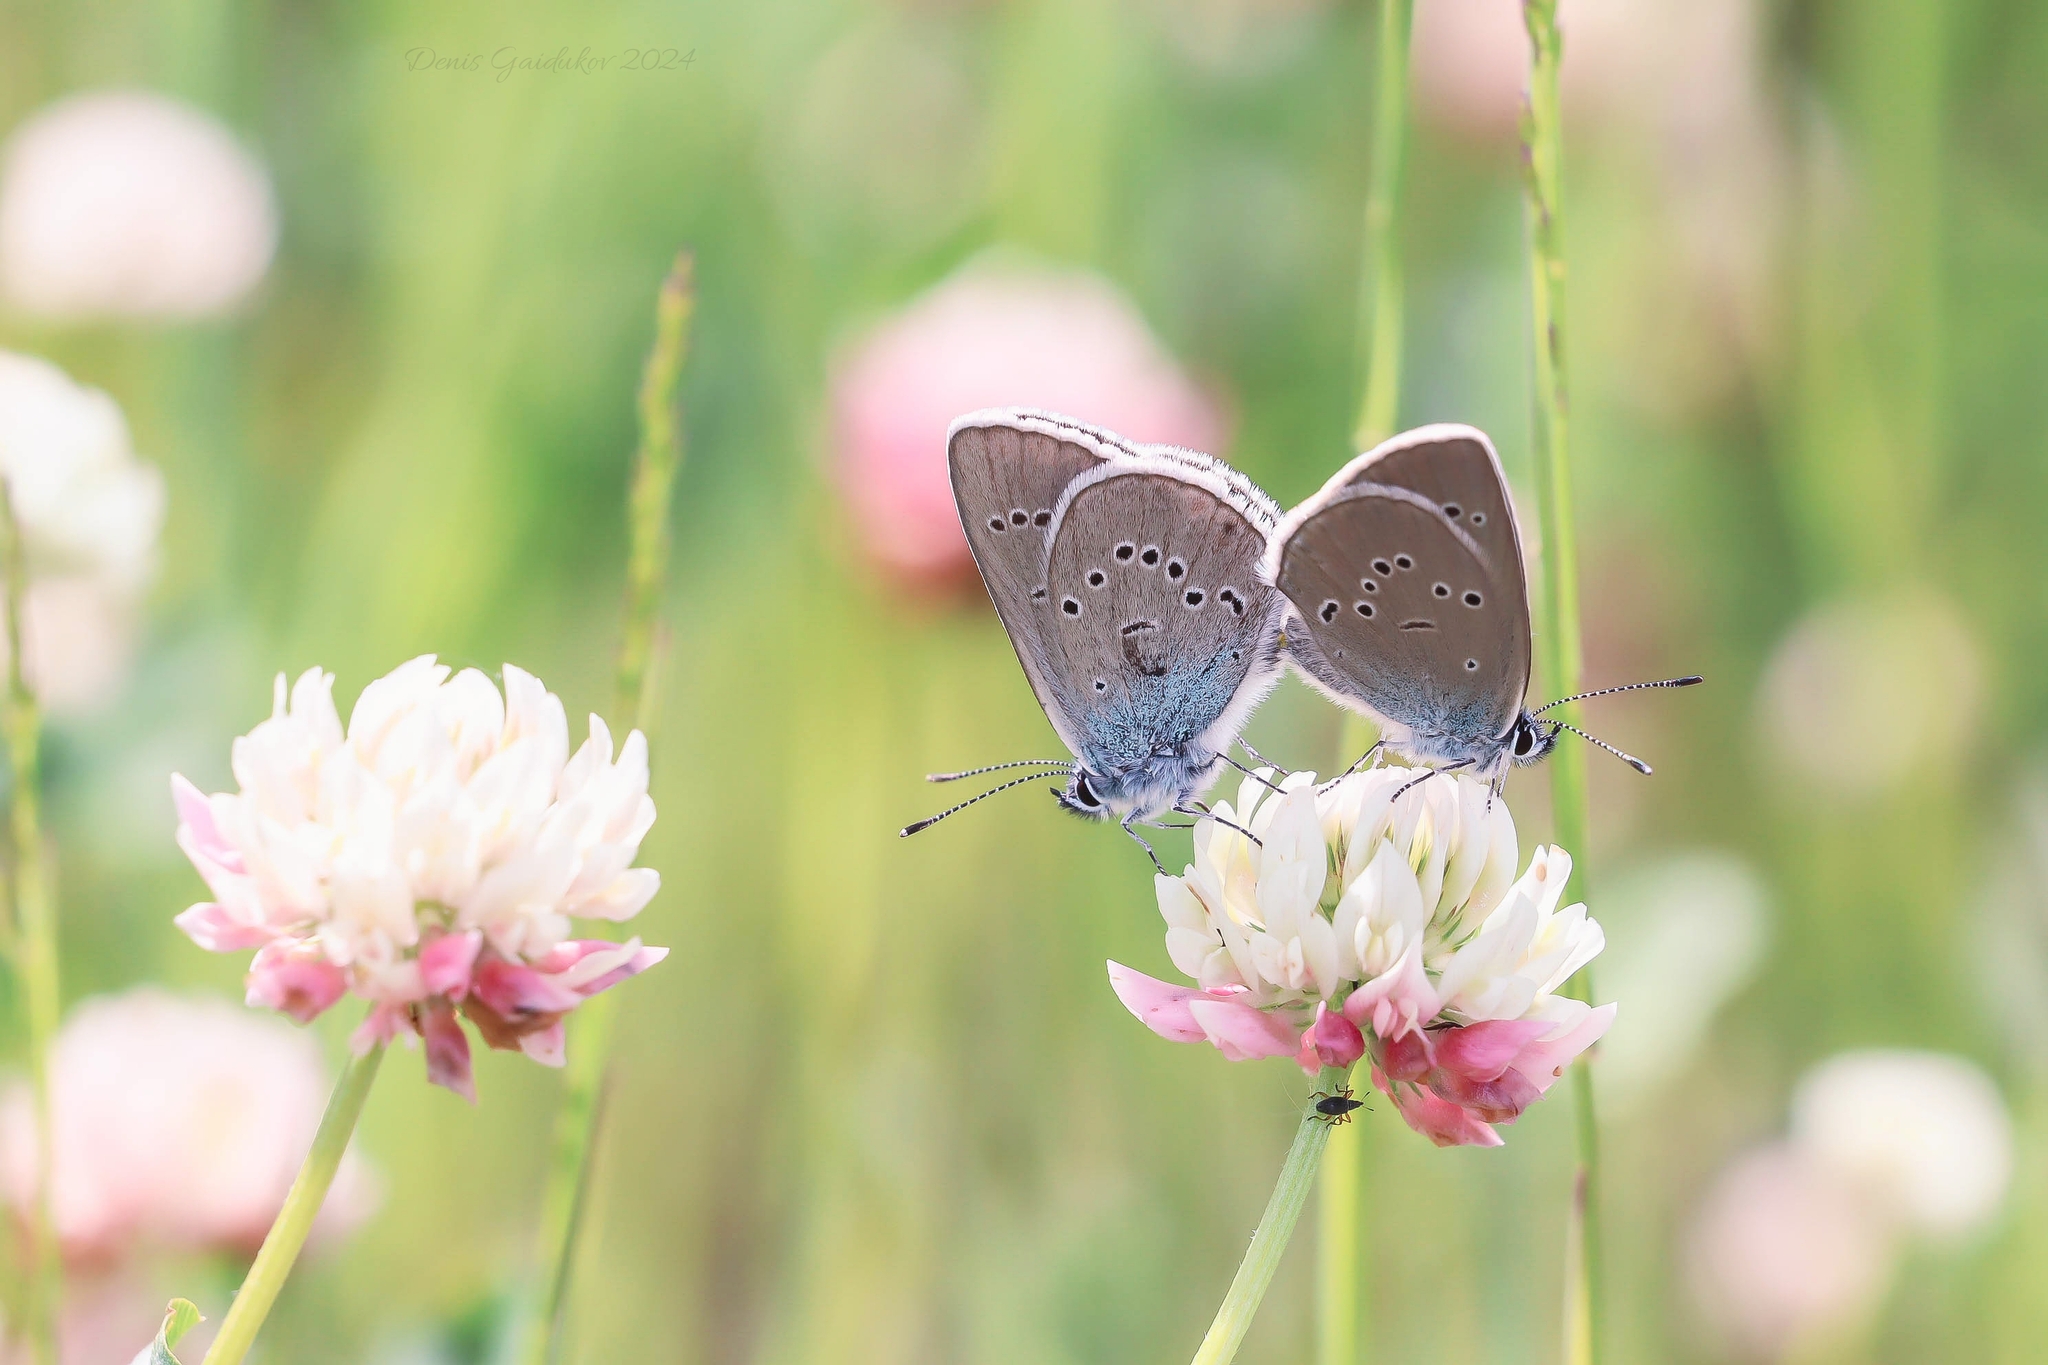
{"left": 519, "top": 1020, "right": 567, "bottom": 1067}
{"left": 1186, "top": 998, "right": 1301, "bottom": 1062}
{"left": 1509, "top": 1002, "right": 1618, "bottom": 1095}
{"left": 245, "top": 944, "right": 348, "bottom": 1024}
{"left": 1431, "top": 1018, "right": 1554, "bottom": 1083}
{"left": 1308, "top": 1000, "right": 1365, "bottom": 1069}
{"left": 174, "top": 901, "right": 274, "bottom": 952}
{"left": 1378, "top": 1027, "right": 1436, "bottom": 1083}
{"left": 351, "top": 1001, "right": 414, "bottom": 1055}
{"left": 1107, "top": 961, "right": 1208, "bottom": 1044}
{"left": 471, "top": 955, "right": 583, "bottom": 1018}
{"left": 1344, "top": 944, "right": 1440, "bottom": 1042}
{"left": 419, "top": 930, "right": 483, "bottom": 1000}
{"left": 562, "top": 943, "right": 667, "bottom": 999}
{"left": 170, "top": 774, "right": 243, "bottom": 870}
{"left": 1374, "top": 1069, "right": 1503, "bottom": 1148}
{"left": 1428, "top": 1066, "right": 1542, "bottom": 1124}
{"left": 420, "top": 1002, "right": 476, "bottom": 1103}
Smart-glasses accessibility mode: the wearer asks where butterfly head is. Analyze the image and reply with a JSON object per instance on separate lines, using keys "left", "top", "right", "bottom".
{"left": 1055, "top": 748, "right": 1221, "bottom": 823}
{"left": 1507, "top": 712, "right": 1561, "bottom": 768}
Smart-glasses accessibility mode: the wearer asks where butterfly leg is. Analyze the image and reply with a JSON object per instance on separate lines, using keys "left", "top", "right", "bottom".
{"left": 1390, "top": 758, "right": 1476, "bottom": 803}
{"left": 1236, "top": 738, "right": 1293, "bottom": 776}
{"left": 1173, "top": 803, "right": 1263, "bottom": 847}
{"left": 1121, "top": 812, "right": 1166, "bottom": 874}
{"left": 1219, "top": 752, "right": 1288, "bottom": 795}
{"left": 1319, "top": 739, "right": 1387, "bottom": 793}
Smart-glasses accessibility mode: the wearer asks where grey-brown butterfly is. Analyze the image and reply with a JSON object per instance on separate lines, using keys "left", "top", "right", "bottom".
{"left": 901, "top": 409, "right": 1288, "bottom": 866}
{"left": 1267, "top": 422, "right": 1698, "bottom": 790}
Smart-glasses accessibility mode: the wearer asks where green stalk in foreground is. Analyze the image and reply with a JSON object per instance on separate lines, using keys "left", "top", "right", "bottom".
{"left": 202, "top": 1045, "right": 386, "bottom": 1365}
{"left": 518, "top": 250, "right": 695, "bottom": 1365}
{"left": 0, "top": 479, "right": 60, "bottom": 1365}
{"left": 1191, "top": 1067, "right": 1354, "bottom": 1365}
{"left": 1519, "top": 5, "right": 1602, "bottom": 1364}
{"left": 1352, "top": 0, "right": 1415, "bottom": 453}
{"left": 1322, "top": 4, "right": 1415, "bottom": 1358}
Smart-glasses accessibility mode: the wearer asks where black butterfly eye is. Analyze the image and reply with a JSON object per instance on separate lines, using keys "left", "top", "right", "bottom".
{"left": 1073, "top": 773, "right": 1099, "bottom": 806}
{"left": 1514, "top": 726, "right": 1535, "bottom": 756}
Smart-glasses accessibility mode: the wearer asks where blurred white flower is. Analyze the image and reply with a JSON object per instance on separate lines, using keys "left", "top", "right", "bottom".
{"left": 1789, "top": 1050, "right": 2013, "bottom": 1242}
{"left": 1684, "top": 1142, "right": 1894, "bottom": 1362}
{"left": 173, "top": 656, "right": 667, "bottom": 1100}
{"left": 0, "top": 989, "right": 377, "bottom": 1264}
{"left": 1757, "top": 590, "right": 1982, "bottom": 799}
{"left": 1114, "top": 766, "right": 1616, "bottom": 1146}
{"left": 0, "top": 91, "right": 276, "bottom": 321}
{"left": 1597, "top": 852, "right": 1769, "bottom": 1106}
{"left": 829, "top": 258, "right": 1222, "bottom": 591}
{"left": 0, "top": 350, "right": 164, "bottom": 712}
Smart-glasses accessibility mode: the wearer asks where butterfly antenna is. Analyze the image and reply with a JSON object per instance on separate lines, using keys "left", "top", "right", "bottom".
{"left": 925, "top": 758, "right": 1072, "bottom": 783}
{"left": 1532, "top": 676, "right": 1702, "bottom": 714}
{"left": 900, "top": 772, "right": 1055, "bottom": 836}
{"left": 1554, "top": 722, "right": 1653, "bottom": 775}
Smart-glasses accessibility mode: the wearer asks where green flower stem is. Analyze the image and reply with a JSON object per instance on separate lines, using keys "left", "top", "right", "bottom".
{"left": 517, "top": 250, "right": 694, "bottom": 1365}
{"left": 1191, "top": 1066, "right": 1354, "bottom": 1365}
{"left": 1351, "top": 0, "right": 1414, "bottom": 452}
{"left": 0, "top": 477, "right": 59, "bottom": 1365}
{"left": 1518, "top": 4, "right": 1603, "bottom": 1363}
{"left": 1315, "top": 1114, "right": 1362, "bottom": 1365}
{"left": 201, "top": 1044, "right": 385, "bottom": 1365}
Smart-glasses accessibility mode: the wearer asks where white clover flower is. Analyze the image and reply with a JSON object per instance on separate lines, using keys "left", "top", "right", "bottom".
{"left": 1110, "top": 765, "right": 1615, "bottom": 1146}
{"left": 1789, "top": 1050, "right": 2013, "bottom": 1242}
{"left": 0, "top": 91, "right": 276, "bottom": 320}
{"left": 173, "top": 656, "right": 666, "bottom": 1100}
{"left": 0, "top": 350, "right": 164, "bottom": 712}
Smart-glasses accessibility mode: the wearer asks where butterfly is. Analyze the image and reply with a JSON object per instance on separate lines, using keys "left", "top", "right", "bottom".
{"left": 1267, "top": 422, "right": 1698, "bottom": 793}
{"left": 901, "top": 409, "right": 1289, "bottom": 867}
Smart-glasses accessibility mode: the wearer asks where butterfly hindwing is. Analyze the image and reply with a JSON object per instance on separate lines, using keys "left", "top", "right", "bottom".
{"left": 1271, "top": 425, "right": 1533, "bottom": 763}
{"left": 1040, "top": 463, "right": 1283, "bottom": 773}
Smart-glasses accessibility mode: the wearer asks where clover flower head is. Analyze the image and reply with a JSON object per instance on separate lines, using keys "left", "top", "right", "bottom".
{"left": 1110, "top": 765, "right": 1615, "bottom": 1146}
{"left": 173, "top": 656, "right": 667, "bottom": 1100}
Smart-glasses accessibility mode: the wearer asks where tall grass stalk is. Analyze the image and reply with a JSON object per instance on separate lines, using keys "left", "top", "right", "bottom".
{"left": 1518, "top": 4, "right": 1602, "bottom": 1363}
{"left": 1322, "top": 1, "right": 1414, "bottom": 1353}
{"left": 1352, "top": 0, "right": 1415, "bottom": 454}
{"left": 518, "top": 250, "right": 695, "bottom": 1365}
{"left": 0, "top": 479, "right": 59, "bottom": 1365}
{"left": 1191, "top": 1067, "right": 1356, "bottom": 1365}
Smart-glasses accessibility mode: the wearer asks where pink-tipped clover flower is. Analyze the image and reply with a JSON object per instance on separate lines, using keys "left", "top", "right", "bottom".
{"left": 172, "top": 656, "right": 667, "bottom": 1100}
{"left": 1108, "top": 766, "right": 1614, "bottom": 1147}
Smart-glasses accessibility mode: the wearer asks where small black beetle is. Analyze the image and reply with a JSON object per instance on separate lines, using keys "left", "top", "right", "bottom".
{"left": 1311, "top": 1087, "right": 1366, "bottom": 1125}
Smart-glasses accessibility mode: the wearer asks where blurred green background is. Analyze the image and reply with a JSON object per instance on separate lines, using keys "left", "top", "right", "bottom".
{"left": 2, "top": 0, "right": 2047, "bottom": 1361}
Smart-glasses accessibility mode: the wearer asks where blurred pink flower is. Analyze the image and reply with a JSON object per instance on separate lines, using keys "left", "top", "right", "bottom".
{"left": 829, "top": 259, "right": 1223, "bottom": 591}
{"left": 1684, "top": 1143, "right": 1893, "bottom": 1361}
{"left": 0, "top": 989, "right": 377, "bottom": 1266}
{"left": 1110, "top": 767, "right": 1614, "bottom": 1146}
{"left": 0, "top": 91, "right": 276, "bottom": 321}
{"left": 0, "top": 351, "right": 165, "bottom": 714}
{"left": 172, "top": 657, "right": 667, "bottom": 1100}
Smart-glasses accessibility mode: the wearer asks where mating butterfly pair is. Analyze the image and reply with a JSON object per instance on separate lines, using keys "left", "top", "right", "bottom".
{"left": 903, "top": 409, "right": 1696, "bottom": 866}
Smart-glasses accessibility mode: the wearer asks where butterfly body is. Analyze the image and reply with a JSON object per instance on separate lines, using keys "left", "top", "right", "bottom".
{"left": 945, "top": 409, "right": 1287, "bottom": 832}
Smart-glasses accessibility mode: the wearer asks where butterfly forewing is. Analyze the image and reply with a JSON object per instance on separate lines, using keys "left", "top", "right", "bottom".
{"left": 1042, "top": 464, "right": 1282, "bottom": 771}
{"left": 1272, "top": 425, "right": 1532, "bottom": 762}
{"left": 950, "top": 412, "right": 1121, "bottom": 752}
